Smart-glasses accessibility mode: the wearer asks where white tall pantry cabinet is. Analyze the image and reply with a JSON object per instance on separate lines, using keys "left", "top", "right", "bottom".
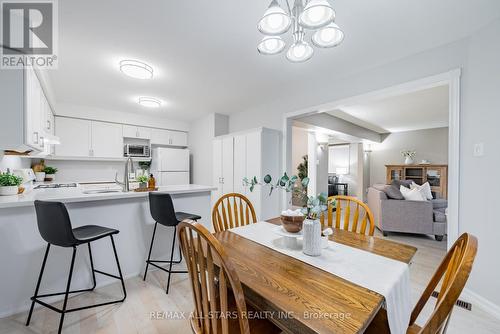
{"left": 213, "top": 128, "right": 281, "bottom": 220}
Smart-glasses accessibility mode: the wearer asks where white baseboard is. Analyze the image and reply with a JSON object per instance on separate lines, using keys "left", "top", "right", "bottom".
{"left": 461, "top": 288, "right": 500, "bottom": 320}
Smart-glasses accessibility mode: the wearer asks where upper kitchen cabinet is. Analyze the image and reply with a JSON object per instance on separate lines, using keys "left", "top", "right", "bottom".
{"left": 0, "top": 64, "right": 56, "bottom": 153}
{"left": 151, "top": 128, "right": 188, "bottom": 147}
{"left": 123, "top": 125, "right": 151, "bottom": 140}
{"left": 55, "top": 117, "right": 123, "bottom": 158}
{"left": 55, "top": 117, "right": 91, "bottom": 157}
{"left": 91, "top": 121, "right": 123, "bottom": 158}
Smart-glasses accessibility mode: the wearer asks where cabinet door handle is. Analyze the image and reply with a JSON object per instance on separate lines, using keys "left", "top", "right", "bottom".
{"left": 33, "top": 132, "right": 39, "bottom": 144}
{"left": 40, "top": 137, "right": 44, "bottom": 148}
{"left": 46, "top": 120, "right": 51, "bottom": 130}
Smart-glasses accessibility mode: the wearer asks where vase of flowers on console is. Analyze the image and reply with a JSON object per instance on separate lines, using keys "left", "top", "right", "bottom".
{"left": 401, "top": 150, "right": 416, "bottom": 165}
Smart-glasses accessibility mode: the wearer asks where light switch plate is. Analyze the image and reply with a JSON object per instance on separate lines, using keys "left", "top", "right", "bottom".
{"left": 473, "top": 143, "right": 484, "bottom": 157}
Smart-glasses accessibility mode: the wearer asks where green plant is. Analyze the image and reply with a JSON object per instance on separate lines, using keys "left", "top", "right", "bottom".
{"left": 301, "top": 193, "right": 332, "bottom": 220}
{"left": 136, "top": 175, "right": 148, "bottom": 183}
{"left": 0, "top": 173, "right": 23, "bottom": 187}
{"left": 243, "top": 172, "right": 309, "bottom": 196}
{"left": 138, "top": 160, "right": 152, "bottom": 170}
{"left": 43, "top": 166, "right": 58, "bottom": 174}
{"left": 297, "top": 155, "right": 308, "bottom": 181}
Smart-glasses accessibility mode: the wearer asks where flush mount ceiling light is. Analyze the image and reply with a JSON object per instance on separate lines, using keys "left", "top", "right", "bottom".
{"left": 138, "top": 97, "right": 161, "bottom": 108}
{"left": 119, "top": 60, "right": 153, "bottom": 79}
{"left": 258, "top": 36, "right": 286, "bottom": 55}
{"left": 257, "top": 0, "right": 343, "bottom": 63}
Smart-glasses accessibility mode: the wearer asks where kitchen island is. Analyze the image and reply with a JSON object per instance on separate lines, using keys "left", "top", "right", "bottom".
{"left": 0, "top": 184, "right": 215, "bottom": 318}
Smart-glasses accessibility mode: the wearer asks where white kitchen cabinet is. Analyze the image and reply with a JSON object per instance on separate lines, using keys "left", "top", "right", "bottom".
{"left": 151, "top": 129, "right": 188, "bottom": 147}
{"left": 91, "top": 121, "right": 123, "bottom": 158}
{"left": 169, "top": 130, "right": 188, "bottom": 146}
{"left": 55, "top": 117, "right": 91, "bottom": 157}
{"left": 55, "top": 118, "right": 122, "bottom": 158}
{"left": 123, "top": 125, "right": 151, "bottom": 140}
{"left": 212, "top": 128, "right": 281, "bottom": 220}
{"left": 0, "top": 63, "right": 56, "bottom": 153}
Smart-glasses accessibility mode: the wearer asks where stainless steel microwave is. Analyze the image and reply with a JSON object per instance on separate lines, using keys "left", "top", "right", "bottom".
{"left": 124, "top": 144, "right": 150, "bottom": 157}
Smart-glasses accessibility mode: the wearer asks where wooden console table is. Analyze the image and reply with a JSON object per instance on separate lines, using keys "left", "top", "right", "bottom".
{"left": 386, "top": 164, "right": 448, "bottom": 199}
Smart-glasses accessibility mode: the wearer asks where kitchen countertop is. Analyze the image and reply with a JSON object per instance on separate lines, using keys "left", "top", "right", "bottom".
{"left": 0, "top": 184, "right": 216, "bottom": 209}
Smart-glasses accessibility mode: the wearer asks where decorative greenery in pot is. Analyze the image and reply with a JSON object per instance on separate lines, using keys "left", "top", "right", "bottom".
{"left": 243, "top": 172, "right": 309, "bottom": 196}
{"left": 136, "top": 175, "right": 149, "bottom": 189}
{"left": 243, "top": 172, "right": 332, "bottom": 227}
{"left": 0, "top": 172, "right": 23, "bottom": 196}
{"left": 138, "top": 160, "right": 152, "bottom": 172}
{"left": 43, "top": 166, "right": 58, "bottom": 181}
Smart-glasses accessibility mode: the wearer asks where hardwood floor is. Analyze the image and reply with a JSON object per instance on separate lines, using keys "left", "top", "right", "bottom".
{"left": 2, "top": 232, "right": 500, "bottom": 334}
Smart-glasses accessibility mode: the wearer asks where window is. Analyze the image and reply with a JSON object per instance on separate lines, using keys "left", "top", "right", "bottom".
{"left": 328, "top": 144, "right": 350, "bottom": 174}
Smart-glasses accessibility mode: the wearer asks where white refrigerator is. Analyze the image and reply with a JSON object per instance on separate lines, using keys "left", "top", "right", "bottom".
{"left": 151, "top": 148, "right": 190, "bottom": 186}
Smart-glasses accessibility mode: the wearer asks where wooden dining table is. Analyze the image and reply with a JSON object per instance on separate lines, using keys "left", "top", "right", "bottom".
{"left": 213, "top": 218, "right": 417, "bottom": 334}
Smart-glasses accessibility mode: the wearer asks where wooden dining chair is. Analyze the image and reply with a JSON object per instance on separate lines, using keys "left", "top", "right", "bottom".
{"left": 178, "top": 220, "right": 281, "bottom": 334}
{"left": 212, "top": 193, "right": 257, "bottom": 232}
{"left": 321, "top": 195, "right": 375, "bottom": 236}
{"left": 366, "top": 233, "right": 478, "bottom": 334}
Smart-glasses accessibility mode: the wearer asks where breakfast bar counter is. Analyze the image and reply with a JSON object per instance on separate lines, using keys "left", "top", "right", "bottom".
{"left": 0, "top": 184, "right": 215, "bottom": 317}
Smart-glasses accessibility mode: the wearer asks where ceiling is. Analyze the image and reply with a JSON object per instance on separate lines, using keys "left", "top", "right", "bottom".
{"left": 49, "top": 0, "right": 500, "bottom": 121}
{"left": 327, "top": 85, "right": 450, "bottom": 133}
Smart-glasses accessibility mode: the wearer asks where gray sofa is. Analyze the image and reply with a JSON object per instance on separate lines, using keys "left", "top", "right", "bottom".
{"left": 367, "top": 184, "right": 447, "bottom": 241}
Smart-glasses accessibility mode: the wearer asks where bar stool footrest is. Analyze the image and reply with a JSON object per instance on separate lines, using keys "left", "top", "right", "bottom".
{"left": 148, "top": 261, "right": 188, "bottom": 274}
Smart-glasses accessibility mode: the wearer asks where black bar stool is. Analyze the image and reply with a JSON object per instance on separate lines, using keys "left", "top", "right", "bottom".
{"left": 26, "top": 200, "right": 127, "bottom": 334}
{"left": 143, "top": 192, "right": 201, "bottom": 294}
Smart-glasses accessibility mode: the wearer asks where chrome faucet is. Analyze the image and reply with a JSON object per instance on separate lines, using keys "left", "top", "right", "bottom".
{"left": 115, "top": 157, "right": 135, "bottom": 192}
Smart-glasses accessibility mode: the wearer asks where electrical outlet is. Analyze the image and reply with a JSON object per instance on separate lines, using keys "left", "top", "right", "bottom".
{"left": 473, "top": 143, "right": 484, "bottom": 157}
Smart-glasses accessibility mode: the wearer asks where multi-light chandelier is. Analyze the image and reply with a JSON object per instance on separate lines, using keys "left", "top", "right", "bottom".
{"left": 257, "top": 0, "right": 344, "bottom": 63}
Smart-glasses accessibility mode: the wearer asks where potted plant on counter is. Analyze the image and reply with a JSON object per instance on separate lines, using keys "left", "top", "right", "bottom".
{"left": 136, "top": 175, "right": 149, "bottom": 189}
{"left": 0, "top": 172, "right": 23, "bottom": 196}
{"left": 43, "top": 166, "right": 58, "bottom": 182}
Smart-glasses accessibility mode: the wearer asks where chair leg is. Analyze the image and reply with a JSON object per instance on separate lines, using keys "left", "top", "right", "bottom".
{"left": 165, "top": 226, "right": 177, "bottom": 294}
{"left": 110, "top": 235, "right": 127, "bottom": 301}
{"left": 143, "top": 222, "right": 158, "bottom": 281}
{"left": 88, "top": 243, "right": 97, "bottom": 290}
{"left": 26, "top": 243, "right": 51, "bottom": 326}
{"left": 58, "top": 246, "right": 77, "bottom": 334}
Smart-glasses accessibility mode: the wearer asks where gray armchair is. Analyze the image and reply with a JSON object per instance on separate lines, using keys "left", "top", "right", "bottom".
{"left": 367, "top": 185, "right": 447, "bottom": 241}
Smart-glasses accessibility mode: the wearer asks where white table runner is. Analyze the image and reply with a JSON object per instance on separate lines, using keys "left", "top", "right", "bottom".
{"left": 230, "top": 222, "right": 412, "bottom": 334}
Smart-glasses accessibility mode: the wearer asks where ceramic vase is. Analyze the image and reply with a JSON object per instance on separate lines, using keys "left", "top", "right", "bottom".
{"left": 302, "top": 219, "right": 322, "bottom": 256}
{"left": 404, "top": 156, "right": 414, "bottom": 165}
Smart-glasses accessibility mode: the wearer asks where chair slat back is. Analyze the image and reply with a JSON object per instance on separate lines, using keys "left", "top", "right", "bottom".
{"left": 410, "top": 233, "right": 478, "bottom": 334}
{"left": 212, "top": 193, "right": 257, "bottom": 232}
{"left": 321, "top": 196, "right": 375, "bottom": 236}
{"left": 179, "top": 221, "right": 251, "bottom": 334}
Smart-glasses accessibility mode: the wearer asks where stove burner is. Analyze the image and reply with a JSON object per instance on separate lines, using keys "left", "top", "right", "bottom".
{"left": 35, "top": 183, "right": 77, "bottom": 189}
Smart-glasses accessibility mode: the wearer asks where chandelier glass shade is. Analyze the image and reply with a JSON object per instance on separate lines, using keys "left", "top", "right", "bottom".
{"left": 257, "top": 0, "right": 292, "bottom": 35}
{"left": 257, "top": 0, "right": 343, "bottom": 62}
{"left": 311, "top": 22, "right": 344, "bottom": 48}
{"left": 299, "top": 0, "right": 335, "bottom": 29}
{"left": 258, "top": 36, "right": 286, "bottom": 55}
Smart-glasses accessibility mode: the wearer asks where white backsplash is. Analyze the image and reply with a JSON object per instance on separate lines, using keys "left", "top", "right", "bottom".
{"left": 0, "top": 154, "right": 31, "bottom": 173}
{"left": 37, "top": 160, "right": 128, "bottom": 183}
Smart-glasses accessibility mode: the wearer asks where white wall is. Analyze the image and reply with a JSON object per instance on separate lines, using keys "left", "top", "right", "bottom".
{"left": 189, "top": 113, "right": 228, "bottom": 185}
{"left": 369, "top": 127, "right": 449, "bottom": 185}
{"left": 35, "top": 160, "right": 127, "bottom": 183}
{"left": 0, "top": 154, "right": 30, "bottom": 173}
{"left": 56, "top": 103, "right": 189, "bottom": 132}
{"left": 226, "top": 18, "right": 500, "bottom": 310}
{"left": 291, "top": 127, "right": 308, "bottom": 176}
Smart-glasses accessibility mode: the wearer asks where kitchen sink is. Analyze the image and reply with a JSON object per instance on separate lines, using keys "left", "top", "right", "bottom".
{"left": 82, "top": 189, "right": 123, "bottom": 194}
